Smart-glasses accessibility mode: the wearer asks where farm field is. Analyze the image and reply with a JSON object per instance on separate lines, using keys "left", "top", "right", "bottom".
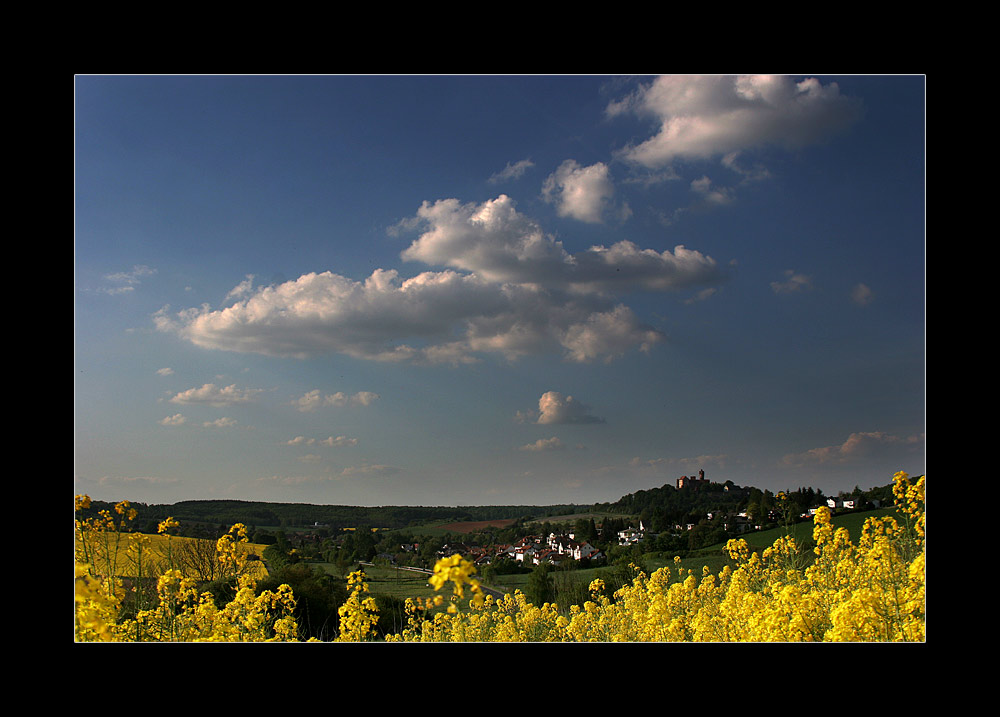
{"left": 430, "top": 518, "right": 518, "bottom": 534}
{"left": 75, "top": 474, "right": 924, "bottom": 641}
{"left": 316, "top": 563, "right": 439, "bottom": 601}
{"left": 76, "top": 532, "right": 270, "bottom": 582}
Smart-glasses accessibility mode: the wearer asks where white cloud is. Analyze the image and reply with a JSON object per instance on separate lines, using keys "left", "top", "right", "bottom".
{"left": 350, "top": 391, "right": 379, "bottom": 407}
{"left": 99, "top": 474, "right": 178, "bottom": 486}
{"left": 293, "top": 389, "right": 380, "bottom": 412}
{"left": 535, "top": 391, "right": 605, "bottom": 424}
{"left": 159, "top": 413, "right": 187, "bottom": 426}
{"left": 224, "top": 274, "right": 256, "bottom": 302}
{"left": 203, "top": 417, "right": 237, "bottom": 428}
{"left": 488, "top": 158, "right": 534, "bottom": 184}
{"left": 101, "top": 265, "right": 156, "bottom": 294}
{"left": 541, "top": 160, "right": 621, "bottom": 223}
{"left": 624, "top": 454, "right": 729, "bottom": 472}
{"left": 257, "top": 474, "right": 317, "bottom": 486}
{"left": 681, "top": 454, "right": 729, "bottom": 469}
{"left": 684, "top": 287, "right": 717, "bottom": 305}
{"left": 157, "top": 367, "right": 174, "bottom": 376}
{"left": 573, "top": 242, "right": 721, "bottom": 294}
{"left": 782, "top": 431, "right": 924, "bottom": 467}
{"left": 105, "top": 265, "right": 155, "bottom": 283}
{"left": 156, "top": 268, "right": 667, "bottom": 365}
{"left": 293, "top": 391, "right": 327, "bottom": 412}
{"left": 340, "top": 464, "right": 401, "bottom": 477}
{"left": 401, "top": 194, "right": 721, "bottom": 292}
{"left": 286, "top": 435, "right": 358, "bottom": 447}
{"left": 168, "top": 383, "right": 263, "bottom": 407}
{"left": 771, "top": 270, "right": 813, "bottom": 294}
{"left": 851, "top": 283, "right": 874, "bottom": 306}
{"left": 157, "top": 269, "right": 521, "bottom": 363}
{"left": 519, "top": 436, "right": 564, "bottom": 452}
{"left": 690, "top": 175, "right": 733, "bottom": 205}
{"left": 322, "top": 436, "right": 358, "bottom": 447}
{"left": 400, "top": 195, "right": 573, "bottom": 285}
{"left": 559, "top": 304, "right": 662, "bottom": 363}
{"left": 156, "top": 195, "right": 724, "bottom": 365}
{"left": 611, "top": 75, "right": 864, "bottom": 168}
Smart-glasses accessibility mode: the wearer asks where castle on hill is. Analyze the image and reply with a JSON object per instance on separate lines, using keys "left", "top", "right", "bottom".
{"left": 677, "top": 469, "right": 709, "bottom": 490}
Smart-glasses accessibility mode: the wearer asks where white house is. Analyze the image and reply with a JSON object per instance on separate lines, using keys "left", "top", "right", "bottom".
{"left": 618, "top": 526, "right": 645, "bottom": 545}
{"left": 827, "top": 498, "right": 859, "bottom": 510}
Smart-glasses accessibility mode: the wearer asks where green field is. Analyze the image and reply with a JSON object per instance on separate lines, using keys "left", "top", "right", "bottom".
{"left": 309, "top": 507, "right": 904, "bottom": 610}
{"left": 311, "top": 562, "right": 445, "bottom": 602}
{"left": 728, "top": 506, "right": 898, "bottom": 549}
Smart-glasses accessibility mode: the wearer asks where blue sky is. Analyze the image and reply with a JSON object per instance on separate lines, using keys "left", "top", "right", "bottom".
{"left": 74, "top": 75, "right": 925, "bottom": 508}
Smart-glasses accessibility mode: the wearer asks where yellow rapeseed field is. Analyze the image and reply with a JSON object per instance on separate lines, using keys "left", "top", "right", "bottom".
{"left": 75, "top": 470, "right": 925, "bottom": 642}
{"left": 76, "top": 530, "right": 269, "bottom": 582}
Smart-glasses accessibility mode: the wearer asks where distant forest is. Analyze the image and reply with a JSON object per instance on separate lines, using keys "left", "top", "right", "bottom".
{"left": 73, "top": 498, "right": 589, "bottom": 534}
{"left": 75, "top": 477, "right": 898, "bottom": 537}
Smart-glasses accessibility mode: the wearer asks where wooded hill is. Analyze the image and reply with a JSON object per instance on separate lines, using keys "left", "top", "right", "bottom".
{"left": 74, "top": 498, "right": 588, "bottom": 534}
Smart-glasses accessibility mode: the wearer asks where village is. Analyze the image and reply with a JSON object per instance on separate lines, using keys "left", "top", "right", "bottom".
{"left": 414, "top": 472, "right": 882, "bottom": 570}
{"left": 428, "top": 529, "right": 611, "bottom": 569}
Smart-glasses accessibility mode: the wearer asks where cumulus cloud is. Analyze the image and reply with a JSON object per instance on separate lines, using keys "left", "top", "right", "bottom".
{"left": 541, "top": 160, "right": 622, "bottom": 223}
{"left": 519, "top": 437, "right": 564, "bottom": 452}
{"left": 535, "top": 391, "right": 605, "bottom": 424}
{"left": 155, "top": 195, "right": 724, "bottom": 365}
{"left": 155, "top": 267, "right": 668, "bottom": 364}
{"left": 159, "top": 413, "right": 187, "bottom": 426}
{"left": 323, "top": 436, "right": 358, "bottom": 447}
{"left": 155, "top": 269, "right": 508, "bottom": 363}
{"left": 351, "top": 391, "right": 379, "bottom": 406}
{"left": 293, "top": 389, "right": 380, "bottom": 412}
{"left": 203, "top": 417, "right": 237, "bottom": 428}
{"left": 401, "top": 194, "right": 720, "bottom": 292}
{"left": 560, "top": 304, "right": 662, "bottom": 363}
{"left": 400, "top": 195, "right": 574, "bottom": 285}
{"left": 168, "top": 383, "right": 263, "bottom": 407}
{"left": 157, "top": 367, "right": 174, "bottom": 376}
{"left": 782, "top": 431, "right": 924, "bottom": 467}
{"left": 610, "top": 75, "right": 864, "bottom": 168}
